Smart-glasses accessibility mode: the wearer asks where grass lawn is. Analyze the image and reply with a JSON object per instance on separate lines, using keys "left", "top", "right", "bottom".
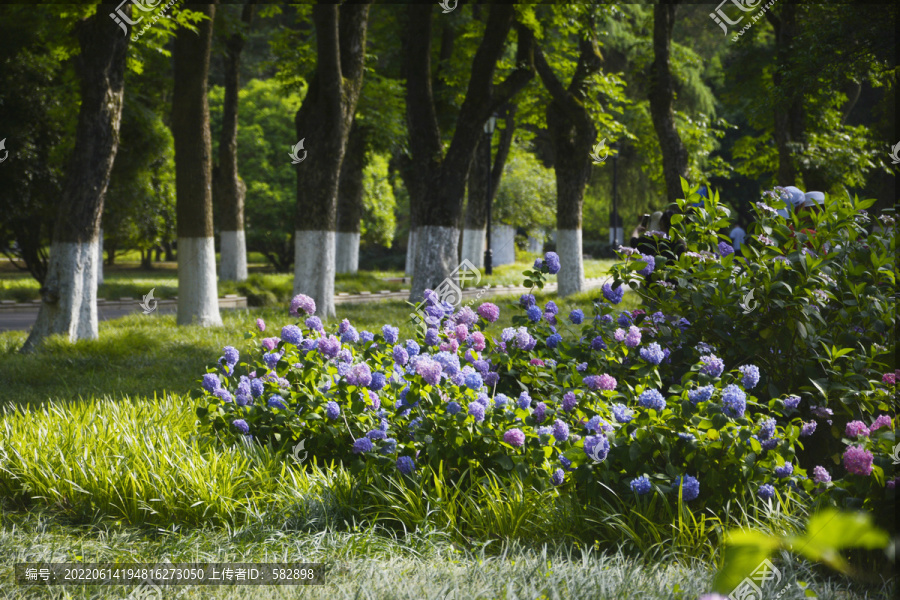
{"left": 0, "top": 292, "right": 891, "bottom": 600}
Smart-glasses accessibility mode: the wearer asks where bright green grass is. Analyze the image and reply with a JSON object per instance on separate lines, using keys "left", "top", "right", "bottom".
{"left": 0, "top": 259, "right": 616, "bottom": 303}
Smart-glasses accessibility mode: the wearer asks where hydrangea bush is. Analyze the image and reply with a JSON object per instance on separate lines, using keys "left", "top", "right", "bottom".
{"left": 195, "top": 250, "right": 898, "bottom": 523}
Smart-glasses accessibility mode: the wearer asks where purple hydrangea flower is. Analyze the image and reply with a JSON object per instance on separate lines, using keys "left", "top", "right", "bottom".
{"left": 576, "top": 362, "right": 588, "bottom": 372}
{"left": 366, "top": 429, "right": 386, "bottom": 441}
{"left": 534, "top": 402, "right": 547, "bottom": 422}
{"left": 353, "top": 437, "right": 373, "bottom": 454}
{"left": 317, "top": 335, "right": 341, "bottom": 359}
{"left": 468, "top": 402, "right": 486, "bottom": 422}
{"left": 845, "top": 420, "right": 870, "bottom": 438}
{"left": 869, "top": 414, "right": 892, "bottom": 432}
{"left": 267, "top": 395, "right": 287, "bottom": 410}
{"left": 221, "top": 346, "right": 239, "bottom": 367}
{"left": 739, "top": 365, "right": 761, "bottom": 389}
{"left": 256, "top": 318, "right": 265, "bottom": 332}
{"left": 232, "top": 419, "right": 250, "bottom": 434}
{"left": 519, "top": 294, "right": 536, "bottom": 308}
{"left": 544, "top": 301, "right": 559, "bottom": 316}
{"left": 718, "top": 241, "right": 734, "bottom": 256}
{"left": 624, "top": 326, "right": 641, "bottom": 348}
{"left": 675, "top": 475, "right": 700, "bottom": 501}
{"left": 416, "top": 357, "right": 443, "bottom": 386}
{"left": 758, "top": 418, "right": 777, "bottom": 440}
{"left": 305, "top": 316, "right": 323, "bottom": 331}
{"left": 758, "top": 484, "right": 776, "bottom": 501}
{"left": 552, "top": 419, "right": 570, "bottom": 442}
{"left": 640, "top": 342, "right": 665, "bottom": 365}
{"left": 591, "top": 335, "right": 607, "bottom": 351}
{"left": 396, "top": 456, "right": 415, "bottom": 475}
{"left": 700, "top": 354, "right": 725, "bottom": 377}
{"left": 347, "top": 363, "right": 372, "bottom": 388}
{"left": 651, "top": 312, "right": 666, "bottom": 325}
{"left": 369, "top": 372, "right": 387, "bottom": 391}
{"left": 202, "top": 373, "right": 221, "bottom": 393}
{"left": 544, "top": 251, "right": 561, "bottom": 274}
{"left": 611, "top": 404, "right": 634, "bottom": 423}
{"left": 722, "top": 385, "right": 746, "bottom": 418}
{"left": 569, "top": 309, "right": 584, "bottom": 325}
{"left": 800, "top": 421, "right": 817, "bottom": 437}
{"left": 393, "top": 345, "right": 409, "bottom": 366}
{"left": 586, "top": 415, "right": 613, "bottom": 433}
{"left": 325, "top": 401, "right": 340, "bottom": 420}
{"left": 688, "top": 385, "right": 714, "bottom": 404}
{"left": 630, "top": 475, "right": 651, "bottom": 495}
{"left": 561, "top": 392, "right": 578, "bottom": 412}
{"left": 446, "top": 401, "right": 461, "bottom": 415}
{"left": 250, "top": 378, "right": 264, "bottom": 398}
{"left": 602, "top": 283, "right": 624, "bottom": 304}
{"left": 617, "top": 312, "right": 633, "bottom": 327}
{"left": 783, "top": 395, "right": 801, "bottom": 411}
{"left": 637, "top": 254, "right": 655, "bottom": 277}
{"left": 279, "top": 325, "right": 302, "bottom": 346}
{"left": 290, "top": 294, "right": 316, "bottom": 317}
{"left": 381, "top": 325, "right": 399, "bottom": 344}
{"left": 774, "top": 463, "right": 793, "bottom": 478}
{"left": 424, "top": 328, "right": 440, "bottom": 347}
{"left": 214, "top": 389, "right": 233, "bottom": 403}
{"left": 504, "top": 428, "right": 526, "bottom": 447}
{"left": 614, "top": 328, "right": 626, "bottom": 342}
{"left": 843, "top": 446, "right": 874, "bottom": 475}
{"left": 550, "top": 468, "right": 565, "bottom": 486}
{"left": 760, "top": 438, "right": 779, "bottom": 451}
{"left": 812, "top": 466, "right": 831, "bottom": 484}
{"left": 477, "top": 302, "right": 500, "bottom": 322}
{"left": 484, "top": 372, "right": 499, "bottom": 386}
{"left": 638, "top": 388, "right": 666, "bottom": 411}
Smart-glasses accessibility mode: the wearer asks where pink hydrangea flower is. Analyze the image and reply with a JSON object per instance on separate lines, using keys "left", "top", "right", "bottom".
{"left": 256, "top": 318, "right": 266, "bottom": 331}
{"left": 869, "top": 414, "right": 893, "bottom": 432}
{"left": 624, "top": 326, "right": 642, "bottom": 348}
{"left": 842, "top": 445, "right": 874, "bottom": 476}
{"left": 883, "top": 372, "right": 897, "bottom": 385}
{"left": 261, "top": 337, "right": 280, "bottom": 351}
{"left": 845, "top": 420, "right": 870, "bottom": 438}
{"left": 471, "top": 331, "right": 486, "bottom": 352}
{"left": 597, "top": 374, "right": 617, "bottom": 391}
{"left": 530, "top": 359, "right": 545, "bottom": 366}
{"left": 455, "top": 324, "right": 469, "bottom": 341}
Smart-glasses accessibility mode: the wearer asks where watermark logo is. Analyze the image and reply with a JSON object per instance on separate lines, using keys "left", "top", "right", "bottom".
{"left": 109, "top": 0, "right": 164, "bottom": 37}
{"left": 131, "top": 0, "right": 180, "bottom": 42}
{"left": 126, "top": 580, "right": 162, "bottom": 600}
{"left": 139, "top": 288, "right": 158, "bottom": 314}
{"left": 710, "top": 0, "right": 762, "bottom": 34}
{"left": 409, "top": 259, "right": 485, "bottom": 334}
{"left": 289, "top": 139, "right": 307, "bottom": 164}
{"left": 588, "top": 441, "right": 607, "bottom": 463}
{"left": 739, "top": 289, "right": 758, "bottom": 314}
{"left": 438, "top": 0, "right": 457, "bottom": 14}
{"left": 590, "top": 138, "right": 608, "bottom": 164}
{"left": 889, "top": 141, "right": 900, "bottom": 165}
{"left": 891, "top": 442, "right": 900, "bottom": 465}
{"left": 729, "top": 559, "right": 790, "bottom": 600}
{"left": 0, "top": 138, "right": 7, "bottom": 163}
{"left": 291, "top": 439, "right": 308, "bottom": 465}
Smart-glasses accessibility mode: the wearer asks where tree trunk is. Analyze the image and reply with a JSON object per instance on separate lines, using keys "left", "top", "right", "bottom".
{"left": 21, "top": 3, "right": 128, "bottom": 353}
{"left": 396, "top": 153, "right": 421, "bottom": 277}
{"left": 462, "top": 105, "right": 516, "bottom": 268}
{"left": 97, "top": 228, "right": 104, "bottom": 285}
{"left": 294, "top": 3, "right": 372, "bottom": 317}
{"left": 335, "top": 120, "right": 366, "bottom": 274}
{"left": 767, "top": 5, "right": 803, "bottom": 185}
{"left": 173, "top": 0, "right": 222, "bottom": 327}
{"left": 648, "top": 2, "right": 688, "bottom": 204}
{"left": 216, "top": 1, "right": 254, "bottom": 282}
{"left": 406, "top": 5, "right": 534, "bottom": 302}
{"left": 531, "top": 34, "right": 601, "bottom": 297}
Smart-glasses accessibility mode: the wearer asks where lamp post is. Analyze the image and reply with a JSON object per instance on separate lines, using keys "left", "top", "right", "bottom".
{"left": 483, "top": 114, "right": 497, "bottom": 275}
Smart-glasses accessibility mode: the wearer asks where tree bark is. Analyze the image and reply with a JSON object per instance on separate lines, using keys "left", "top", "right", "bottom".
{"left": 335, "top": 119, "right": 366, "bottom": 274}
{"left": 531, "top": 33, "right": 601, "bottom": 297}
{"left": 406, "top": 5, "right": 534, "bottom": 302}
{"left": 173, "top": 0, "right": 222, "bottom": 327}
{"left": 21, "top": 3, "right": 129, "bottom": 353}
{"left": 767, "top": 5, "right": 803, "bottom": 185}
{"left": 294, "top": 3, "right": 372, "bottom": 317}
{"left": 215, "top": 1, "right": 254, "bottom": 282}
{"left": 462, "top": 105, "right": 516, "bottom": 268}
{"left": 648, "top": 2, "right": 689, "bottom": 204}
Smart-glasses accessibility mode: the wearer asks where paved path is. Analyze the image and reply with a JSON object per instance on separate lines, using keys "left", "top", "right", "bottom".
{"left": 0, "top": 277, "right": 614, "bottom": 332}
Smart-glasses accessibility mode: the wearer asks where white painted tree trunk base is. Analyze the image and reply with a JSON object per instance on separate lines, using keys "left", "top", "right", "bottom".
{"left": 335, "top": 231, "right": 360, "bottom": 274}
{"left": 405, "top": 228, "right": 417, "bottom": 277}
{"left": 556, "top": 228, "right": 584, "bottom": 297}
{"left": 527, "top": 230, "right": 544, "bottom": 254}
{"left": 410, "top": 225, "right": 460, "bottom": 303}
{"left": 177, "top": 236, "right": 223, "bottom": 327}
{"left": 22, "top": 240, "right": 99, "bottom": 351}
{"left": 97, "top": 229, "right": 104, "bottom": 286}
{"left": 491, "top": 224, "right": 517, "bottom": 266}
{"left": 220, "top": 230, "right": 248, "bottom": 282}
{"left": 295, "top": 230, "right": 336, "bottom": 318}
{"left": 460, "top": 228, "right": 485, "bottom": 269}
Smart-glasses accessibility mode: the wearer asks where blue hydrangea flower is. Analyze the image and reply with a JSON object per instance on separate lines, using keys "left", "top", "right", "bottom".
{"left": 382, "top": 325, "right": 399, "bottom": 344}
{"left": 202, "top": 373, "right": 221, "bottom": 393}
{"left": 611, "top": 403, "right": 634, "bottom": 423}
{"left": 722, "top": 384, "right": 747, "bottom": 418}
{"left": 718, "top": 241, "right": 734, "bottom": 256}
{"left": 584, "top": 435, "right": 610, "bottom": 462}
{"left": 405, "top": 339, "right": 420, "bottom": 357}
{"left": 250, "top": 378, "right": 264, "bottom": 398}
{"left": 526, "top": 305, "right": 542, "bottom": 323}
{"left": 519, "top": 294, "right": 536, "bottom": 308}
{"left": 360, "top": 330, "right": 375, "bottom": 343}
{"left": 800, "top": 421, "right": 816, "bottom": 437}
{"left": 424, "top": 328, "right": 440, "bottom": 347}
{"left": 341, "top": 327, "right": 360, "bottom": 344}
{"left": 585, "top": 415, "right": 613, "bottom": 433}
{"left": 544, "top": 301, "right": 559, "bottom": 316}
{"left": 678, "top": 432, "right": 696, "bottom": 442}
{"left": 739, "top": 364, "right": 761, "bottom": 389}
{"left": 366, "top": 429, "right": 386, "bottom": 441}
{"left": 568, "top": 309, "right": 584, "bottom": 325}
{"left": 434, "top": 351, "right": 461, "bottom": 376}
{"left": 214, "top": 389, "right": 233, "bottom": 403}
{"left": 305, "top": 316, "right": 323, "bottom": 331}
{"left": 518, "top": 392, "right": 531, "bottom": 410}
{"left": 630, "top": 475, "right": 652, "bottom": 495}
{"left": 560, "top": 456, "right": 572, "bottom": 471}
{"left": 775, "top": 463, "right": 793, "bottom": 478}
{"left": 550, "top": 468, "right": 565, "bottom": 486}
{"left": 534, "top": 402, "right": 547, "bottom": 422}
{"left": 281, "top": 325, "right": 303, "bottom": 346}
{"left": 379, "top": 438, "right": 397, "bottom": 455}
{"left": 700, "top": 354, "right": 725, "bottom": 377}
{"left": 484, "top": 372, "right": 499, "bottom": 386}
{"left": 562, "top": 392, "right": 578, "bottom": 413}
{"left": 760, "top": 438, "right": 779, "bottom": 451}
{"left": 221, "top": 346, "right": 239, "bottom": 367}
{"left": 369, "top": 372, "right": 387, "bottom": 391}
{"left": 688, "top": 385, "right": 714, "bottom": 404}
{"left": 465, "top": 371, "right": 483, "bottom": 390}
{"left": 396, "top": 456, "right": 416, "bottom": 475}
{"left": 637, "top": 254, "right": 655, "bottom": 277}
{"left": 783, "top": 395, "right": 801, "bottom": 411}
{"left": 758, "top": 418, "right": 776, "bottom": 440}
{"left": 268, "top": 395, "right": 287, "bottom": 410}
{"left": 494, "top": 394, "right": 509, "bottom": 409}
{"left": 758, "top": 484, "right": 776, "bottom": 500}
{"left": 552, "top": 419, "right": 570, "bottom": 442}
{"left": 232, "top": 419, "right": 250, "bottom": 434}
{"left": 325, "top": 400, "right": 340, "bottom": 420}
{"left": 353, "top": 437, "right": 373, "bottom": 454}
{"left": 392, "top": 345, "right": 409, "bottom": 366}
{"left": 468, "top": 402, "right": 486, "bottom": 422}
{"left": 651, "top": 312, "right": 666, "bottom": 324}
{"left": 591, "top": 335, "right": 607, "bottom": 351}
{"left": 599, "top": 314, "right": 614, "bottom": 324}
{"left": 544, "top": 252, "right": 561, "bottom": 274}
{"left": 576, "top": 362, "right": 587, "bottom": 372}
{"left": 447, "top": 401, "right": 461, "bottom": 415}
{"left": 617, "top": 311, "right": 632, "bottom": 327}
{"left": 640, "top": 342, "right": 665, "bottom": 365}
{"left": 547, "top": 333, "right": 562, "bottom": 349}
{"left": 602, "top": 283, "right": 624, "bottom": 305}
{"left": 638, "top": 389, "right": 666, "bottom": 411}
{"left": 675, "top": 475, "right": 700, "bottom": 501}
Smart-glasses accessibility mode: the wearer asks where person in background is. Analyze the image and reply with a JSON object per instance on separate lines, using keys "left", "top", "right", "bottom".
{"left": 729, "top": 218, "right": 746, "bottom": 256}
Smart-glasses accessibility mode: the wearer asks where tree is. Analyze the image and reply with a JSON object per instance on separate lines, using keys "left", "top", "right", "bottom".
{"left": 530, "top": 29, "right": 602, "bottom": 296}
{"left": 293, "top": 3, "right": 372, "bottom": 317}
{"left": 21, "top": 2, "right": 129, "bottom": 352}
{"left": 405, "top": 4, "right": 534, "bottom": 302}
{"left": 335, "top": 120, "right": 366, "bottom": 274}
{"left": 214, "top": 0, "right": 255, "bottom": 282}
{"left": 461, "top": 104, "right": 516, "bottom": 268}
{"left": 172, "top": 1, "right": 222, "bottom": 327}
{"left": 649, "top": 2, "right": 689, "bottom": 204}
